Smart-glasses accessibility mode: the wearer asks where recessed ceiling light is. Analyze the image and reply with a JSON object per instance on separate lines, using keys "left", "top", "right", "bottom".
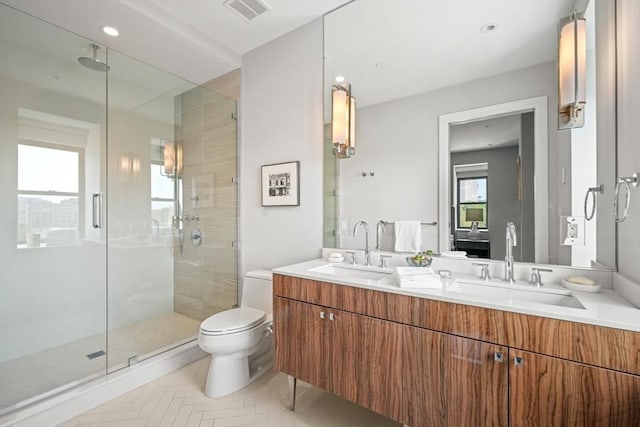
{"left": 102, "top": 26, "right": 120, "bottom": 37}
{"left": 480, "top": 23, "right": 498, "bottom": 34}
{"left": 335, "top": 75, "right": 345, "bottom": 83}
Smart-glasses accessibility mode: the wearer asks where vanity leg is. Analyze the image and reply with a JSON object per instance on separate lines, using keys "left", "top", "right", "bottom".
{"left": 287, "top": 375, "right": 297, "bottom": 411}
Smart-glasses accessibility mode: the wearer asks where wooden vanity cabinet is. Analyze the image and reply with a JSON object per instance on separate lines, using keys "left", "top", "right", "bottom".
{"left": 273, "top": 296, "right": 327, "bottom": 390}
{"left": 403, "top": 326, "right": 508, "bottom": 426}
{"left": 509, "top": 350, "right": 640, "bottom": 426}
{"left": 273, "top": 273, "right": 640, "bottom": 426}
{"left": 273, "top": 296, "right": 403, "bottom": 420}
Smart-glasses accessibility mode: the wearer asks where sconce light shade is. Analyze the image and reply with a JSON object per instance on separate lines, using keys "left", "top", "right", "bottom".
{"left": 558, "top": 12, "right": 586, "bottom": 129}
{"left": 163, "top": 140, "right": 183, "bottom": 178}
{"left": 331, "top": 83, "right": 356, "bottom": 158}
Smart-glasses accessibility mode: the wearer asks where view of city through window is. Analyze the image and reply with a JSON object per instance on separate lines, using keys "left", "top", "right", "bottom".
{"left": 151, "top": 163, "right": 175, "bottom": 236}
{"left": 17, "top": 143, "right": 80, "bottom": 246}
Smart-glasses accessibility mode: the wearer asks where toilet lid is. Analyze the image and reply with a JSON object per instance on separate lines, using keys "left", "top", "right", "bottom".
{"left": 200, "top": 307, "right": 266, "bottom": 335}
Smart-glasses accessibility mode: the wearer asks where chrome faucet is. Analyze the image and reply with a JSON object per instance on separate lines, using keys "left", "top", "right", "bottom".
{"left": 375, "top": 220, "right": 385, "bottom": 251}
{"left": 353, "top": 220, "right": 371, "bottom": 266}
{"left": 504, "top": 222, "right": 517, "bottom": 284}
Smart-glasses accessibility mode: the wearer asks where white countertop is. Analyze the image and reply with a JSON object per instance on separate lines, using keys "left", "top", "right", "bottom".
{"left": 273, "top": 258, "right": 640, "bottom": 333}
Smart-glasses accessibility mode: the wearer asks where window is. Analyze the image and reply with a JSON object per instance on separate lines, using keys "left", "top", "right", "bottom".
{"left": 17, "top": 142, "right": 84, "bottom": 246}
{"left": 457, "top": 176, "right": 488, "bottom": 229}
{"left": 150, "top": 163, "right": 175, "bottom": 236}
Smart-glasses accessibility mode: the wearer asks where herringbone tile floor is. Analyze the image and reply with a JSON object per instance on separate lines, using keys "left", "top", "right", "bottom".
{"left": 61, "top": 356, "right": 401, "bottom": 427}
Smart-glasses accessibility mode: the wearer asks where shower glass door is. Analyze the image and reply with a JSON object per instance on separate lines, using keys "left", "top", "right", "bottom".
{"left": 106, "top": 51, "right": 239, "bottom": 372}
{"left": 0, "top": 4, "right": 107, "bottom": 413}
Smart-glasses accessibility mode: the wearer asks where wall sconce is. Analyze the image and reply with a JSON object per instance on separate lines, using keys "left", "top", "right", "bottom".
{"left": 331, "top": 83, "right": 356, "bottom": 158}
{"left": 558, "top": 11, "right": 586, "bottom": 129}
{"left": 163, "top": 140, "right": 183, "bottom": 178}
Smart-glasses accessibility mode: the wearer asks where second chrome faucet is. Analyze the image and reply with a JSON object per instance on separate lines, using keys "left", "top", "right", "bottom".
{"left": 352, "top": 220, "right": 371, "bottom": 267}
{"left": 504, "top": 222, "right": 517, "bottom": 284}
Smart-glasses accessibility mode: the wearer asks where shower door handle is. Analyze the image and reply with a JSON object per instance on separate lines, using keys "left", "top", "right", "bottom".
{"left": 92, "top": 192, "right": 103, "bottom": 229}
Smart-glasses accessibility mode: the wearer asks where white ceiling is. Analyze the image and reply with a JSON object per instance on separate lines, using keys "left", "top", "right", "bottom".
{"left": 1, "top": 0, "right": 350, "bottom": 85}
{"left": 449, "top": 114, "right": 521, "bottom": 153}
{"left": 325, "top": 0, "right": 576, "bottom": 110}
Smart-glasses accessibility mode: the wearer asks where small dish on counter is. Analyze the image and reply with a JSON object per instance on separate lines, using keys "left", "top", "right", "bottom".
{"left": 561, "top": 278, "right": 601, "bottom": 293}
{"left": 327, "top": 252, "right": 344, "bottom": 263}
{"left": 406, "top": 249, "right": 434, "bottom": 267}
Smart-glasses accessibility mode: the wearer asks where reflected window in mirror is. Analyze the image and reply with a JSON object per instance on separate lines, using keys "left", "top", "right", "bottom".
{"left": 457, "top": 177, "right": 488, "bottom": 229}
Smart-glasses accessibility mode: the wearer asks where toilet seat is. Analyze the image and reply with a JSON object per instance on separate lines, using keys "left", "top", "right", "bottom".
{"left": 200, "top": 307, "right": 266, "bottom": 336}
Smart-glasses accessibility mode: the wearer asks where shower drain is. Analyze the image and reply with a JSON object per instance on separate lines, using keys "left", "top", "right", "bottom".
{"left": 86, "top": 350, "right": 106, "bottom": 360}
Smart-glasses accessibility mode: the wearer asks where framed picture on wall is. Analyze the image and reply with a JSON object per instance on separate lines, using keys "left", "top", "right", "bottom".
{"left": 261, "top": 161, "right": 300, "bottom": 207}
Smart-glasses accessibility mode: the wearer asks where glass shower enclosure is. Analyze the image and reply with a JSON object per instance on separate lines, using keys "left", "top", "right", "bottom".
{"left": 0, "top": 4, "right": 238, "bottom": 415}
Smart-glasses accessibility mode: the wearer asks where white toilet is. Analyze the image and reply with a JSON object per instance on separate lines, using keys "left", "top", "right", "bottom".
{"left": 198, "top": 270, "right": 273, "bottom": 398}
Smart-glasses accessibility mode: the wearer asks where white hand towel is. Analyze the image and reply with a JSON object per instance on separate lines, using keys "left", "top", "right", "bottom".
{"left": 441, "top": 251, "right": 467, "bottom": 258}
{"left": 394, "top": 266, "right": 441, "bottom": 288}
{"left": 394, "top": 221, "right": 422, "bottom": 252}
{"left": 395, "top": 266, "right": 435, "bottom": 277}
{"left": 395, "top": 274, "right": 441, "bottom": 288}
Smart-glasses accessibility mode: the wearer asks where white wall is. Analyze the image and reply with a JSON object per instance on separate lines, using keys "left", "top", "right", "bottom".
{"left": 616, "top": 0, "right": 640, "bottom": 285}
{"left": 338, "top": 62, "right": 570, "bottom": 264}
{"left": 240, "top": 19, "right": 324, "bottom": 275}
{"left": 570, "top": 47, "right": 598, "bottom": 267}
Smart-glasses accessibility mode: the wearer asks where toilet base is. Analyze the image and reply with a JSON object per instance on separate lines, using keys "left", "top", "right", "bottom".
{"left": 204, "top": 338, "right": 273, "bottom": 398}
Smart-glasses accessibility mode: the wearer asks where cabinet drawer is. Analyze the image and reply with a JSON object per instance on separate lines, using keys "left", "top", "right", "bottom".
{"left": 273, "top": 273, "right": 410, "bottom": 323}
{"left": 407, "top": 297, "right": 640, "bottom": 375}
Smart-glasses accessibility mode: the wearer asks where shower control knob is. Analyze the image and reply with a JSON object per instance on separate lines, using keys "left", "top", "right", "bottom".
{"left": 191, "top": 228, "right": 203, "bottom": 247}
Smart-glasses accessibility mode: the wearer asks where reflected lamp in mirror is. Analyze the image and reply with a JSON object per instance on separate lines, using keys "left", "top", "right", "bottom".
{"left": 558, "top": 12, "right": 586, "bottom": 129}
{"left": 331, "top": 83, "right": 356, "bottom": 159}
{"left": 163, "top": 140, "right": 183, "bottom": 178}
{"left": 118, "top": 154, "right": 141, "bottom": 183}
{"left": 465, "top": 208, "right": 484, "bottom": 240}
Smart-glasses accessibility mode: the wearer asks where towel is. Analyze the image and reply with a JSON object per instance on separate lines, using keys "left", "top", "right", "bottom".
{"left": 441, "top": 251, "right": 467, "bottom": 258}
{"left": 394, "top": 221, "right": 422, "bottom": 252}
{"left": 394, "top": 266, "right": 441, "bottom": 288}
{"left": 395, "top": 266, "right": 435, "bottom": 277}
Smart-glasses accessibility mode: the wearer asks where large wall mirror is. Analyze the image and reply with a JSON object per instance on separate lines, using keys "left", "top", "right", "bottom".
{"left": 323, "top": 0, "right": 616, "bottom": 270}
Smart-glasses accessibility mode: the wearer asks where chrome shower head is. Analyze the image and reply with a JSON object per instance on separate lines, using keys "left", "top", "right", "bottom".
{"left": 78, "top": 43, "right": 110, "bottom": 72}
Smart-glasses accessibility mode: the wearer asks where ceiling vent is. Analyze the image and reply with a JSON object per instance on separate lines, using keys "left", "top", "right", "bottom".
{"left": 223, "top": 0, "right": 271, "bottom": 22}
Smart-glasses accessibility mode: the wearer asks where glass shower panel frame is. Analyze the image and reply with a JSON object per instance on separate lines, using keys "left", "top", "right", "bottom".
{"left": 0, "top": 4, "right": 107, "bottom": 414}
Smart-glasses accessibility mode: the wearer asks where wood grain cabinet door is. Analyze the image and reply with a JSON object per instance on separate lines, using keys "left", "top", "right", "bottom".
{"left": 403, "top": 326, "right": 508, "bottom": 427}
{"left": 273, "top": 297, "right": 328, "bottom": 390}
{"left": 510, "top": 350, "right": 640, "bottom": 427}
{"left": 329, "top": 309, "right": 403, "bottom": 421}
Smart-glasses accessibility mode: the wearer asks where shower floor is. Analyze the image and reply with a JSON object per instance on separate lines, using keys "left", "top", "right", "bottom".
{"left": 0, "top": 311, "right": 200, "bottom": 413}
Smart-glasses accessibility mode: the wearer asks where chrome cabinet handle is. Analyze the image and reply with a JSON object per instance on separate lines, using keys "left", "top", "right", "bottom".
{"left": 320, "top": 311, "right": 325, "bottom": 319}
{"left": 514, "top": 356, "right": 524, "bottom": 367}
{"left": 494, "top": 351, "right": 504, "bottom": 363}
{"left": 329, "top": 313, "right": 336, "bottom": 321}
{"left": 583, "top": 184, "right": 604, "bottom": 221}
{"left": 614, "top": 173, "right": 638, "bottom": 223}
{"left": 92, "top": 192, "right": 103, "bottom": 229}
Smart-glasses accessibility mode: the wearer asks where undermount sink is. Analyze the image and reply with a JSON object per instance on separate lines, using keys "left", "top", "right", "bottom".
{"left": 448, "top": 279, "right": 586, "bottom": 310}
{"left": 308, "top": 264, "right": 392, "bottom": 283}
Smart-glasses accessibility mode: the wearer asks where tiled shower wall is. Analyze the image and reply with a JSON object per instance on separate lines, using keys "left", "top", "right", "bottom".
{"left": 173, "top": 85, "right": 238, "bottom": 321}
